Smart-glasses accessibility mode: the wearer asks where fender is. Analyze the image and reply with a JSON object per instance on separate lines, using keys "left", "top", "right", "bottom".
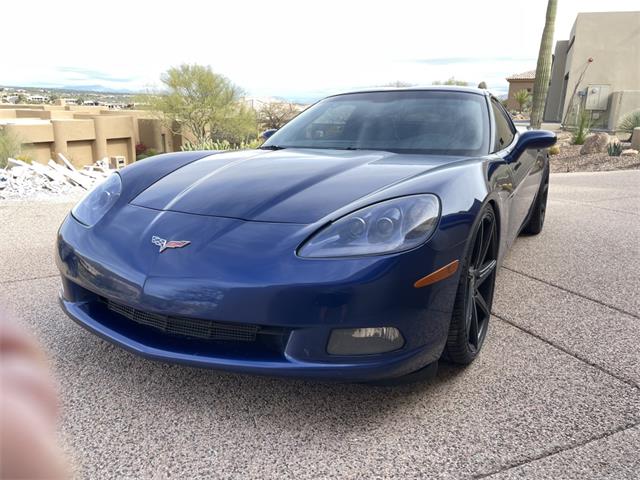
{"left": 118, "top": 150, "right": 222, "bottom": 202}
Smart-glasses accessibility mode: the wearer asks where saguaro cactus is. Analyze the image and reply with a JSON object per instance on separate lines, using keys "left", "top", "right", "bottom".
{"left": 530, "top": 0, "right": 558, "bottom": 129}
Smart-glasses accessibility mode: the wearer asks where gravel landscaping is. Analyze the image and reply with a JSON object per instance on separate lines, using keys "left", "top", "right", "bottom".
{"left": 550, "top": 144, "right": 640, "bottom": 173}
{"left": 549, "top": 131, "right": 640, "bottom": 174}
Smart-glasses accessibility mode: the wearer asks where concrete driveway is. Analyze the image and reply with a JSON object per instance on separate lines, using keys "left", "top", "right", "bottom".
{"left": 1, "top": 170, "right": 638, "bottom": 479}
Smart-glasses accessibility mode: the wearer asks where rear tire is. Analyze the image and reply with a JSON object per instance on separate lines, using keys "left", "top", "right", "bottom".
{"left": 522, "top": 169, "right": 549, "bottom": 235}
{"left": 444, "top": 205, "right": 498, "bottom": 365}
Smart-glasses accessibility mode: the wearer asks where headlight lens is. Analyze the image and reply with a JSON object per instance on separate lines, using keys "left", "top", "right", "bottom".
{"left": 298, "top": 194, "right": 440, "bottom": 258}
{"left": 71, "top": 173, "right": 122, "bottom": 227}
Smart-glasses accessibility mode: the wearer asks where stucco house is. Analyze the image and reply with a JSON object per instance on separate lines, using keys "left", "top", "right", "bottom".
{"left": 543, "top": 11, "right": 640, "bottom": 131}
{"left": 505, "top": 70, "right": 535, "bottom": 111}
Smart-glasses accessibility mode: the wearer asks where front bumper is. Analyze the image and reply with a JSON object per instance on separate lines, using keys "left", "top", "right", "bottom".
{"left": 56, "top": 206, "right": 465, "bottom": 381}
{"left": 59, "top": 293, "right": 441, "bottom": 381}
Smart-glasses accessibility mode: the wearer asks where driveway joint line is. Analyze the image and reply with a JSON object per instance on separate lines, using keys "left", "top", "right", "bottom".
{"left": 0, "top": 274, "right": 59, "bottom": 285}
{"left": 501, "top": 266, "right": 640, "bottom": 320}
{"left": 585, "top": 194, "right": 640, "bottom": 204}
{"left": 473, "top": 421, "right": 640, "bottom": 479}
{"left": 493, "top": 313, "right": 638, "bottom": 389}
{"left": 550, "top": 197, "right": 640, "bottom": 216}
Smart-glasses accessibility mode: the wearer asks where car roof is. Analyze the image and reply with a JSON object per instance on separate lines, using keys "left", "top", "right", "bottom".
{"left": 327, "top": 85, "right": 491, "bottom": 98}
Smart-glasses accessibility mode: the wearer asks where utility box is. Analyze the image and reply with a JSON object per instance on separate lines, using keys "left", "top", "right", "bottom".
{"left": 109, "top": 156, "right": 126, "bottom": 170}
{"left": 585, "top": 84, "right": 610, "bottom": 111}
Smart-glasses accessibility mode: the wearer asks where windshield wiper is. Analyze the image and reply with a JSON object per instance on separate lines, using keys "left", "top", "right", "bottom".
{"left": 259, "top": 145, "right": 286, "bottom": 150}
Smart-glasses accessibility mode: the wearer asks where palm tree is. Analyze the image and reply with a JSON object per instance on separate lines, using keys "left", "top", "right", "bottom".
{"left": 515, "top": 89, "right": 531, "bottom": 113}
{"left": 530, "top": 0, "right": 558, "bottom": 129}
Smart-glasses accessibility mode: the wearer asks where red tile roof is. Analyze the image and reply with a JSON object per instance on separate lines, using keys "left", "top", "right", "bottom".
{"left": 506, "top": 70, "right": 536, "bottom": 81}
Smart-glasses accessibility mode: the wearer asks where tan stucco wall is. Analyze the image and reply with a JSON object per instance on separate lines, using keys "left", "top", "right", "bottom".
{"left": 138, "top": 118, "right": 175, "bottom": 153}
{"left": 66, "top": 140, "right": 94, "bottom": 168}
{"left": 107, "top": 138, "right": 131, "bottom": 159}
{"left": 22, "top": 143, "right": 53, "bottom": 164}
{"left": 544, "top": 40, "right": 570, "bottom": 122}
{"left": 3, "top": 123, "right": 54, "bottom": 144}
{"left": 1, "top": 105, "right": 177, "bottom": 166}
{"left": 559, "top": 11, "right": 640, "bottom": 127}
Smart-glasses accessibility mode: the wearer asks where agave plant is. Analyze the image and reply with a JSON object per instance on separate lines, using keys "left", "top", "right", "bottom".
{"left": 607, "top": 141, "right": 623, "bottom": 157}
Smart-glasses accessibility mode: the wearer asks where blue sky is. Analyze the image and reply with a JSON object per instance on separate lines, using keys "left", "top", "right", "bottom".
{"left": 2, "top": 0, "right": 638, "bottom": 102}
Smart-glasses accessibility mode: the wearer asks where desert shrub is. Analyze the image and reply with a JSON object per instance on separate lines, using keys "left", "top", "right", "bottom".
{"left": 548, "top": 145, "right": 560, "bottom": 156}
{"left": 181, "top": 139, "right": 261, "bottom": 151}
{"left": 607, "top": 141, "right": 623, "bottom": 157}
{"left": 135, "top": 143, "right": 147, "bottom": 155}
{"left": 0, "top": 128, "right": 22, "bottom": 168}
{"left": 15, "top": 153, "right": 33, "bottom": 163}
{"left": 136, "top": 147, "right": 159, "bottom": 161}
{"left": 572, "top": 110, "right": 590, "bottom": 145}
{"left": 514, "top": 89, "right": 531, "bottom": 113}
{"left": 617, "top": 110, "right": 640, "bottom": 134}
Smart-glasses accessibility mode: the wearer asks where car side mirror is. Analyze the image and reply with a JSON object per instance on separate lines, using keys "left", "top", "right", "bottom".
{"left": 261, "top": 129, "right": 277, "bottom": 140}
{"left": 506, "top": 130, "right": 556, "bottom": 163}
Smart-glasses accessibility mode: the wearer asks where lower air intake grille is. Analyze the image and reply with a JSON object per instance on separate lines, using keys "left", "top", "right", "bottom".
{"left": 105, "top": 299, "right": 258, "bottom": 342}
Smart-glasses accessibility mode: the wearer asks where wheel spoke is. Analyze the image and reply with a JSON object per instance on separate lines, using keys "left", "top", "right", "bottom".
{"left": 476, "top": 260, "right": 497, "bottom": 286}
{"left": 475, "top": 292, "right": 490, "bottom": 318}
{"left": 473, "top": 221, "right": 484, "bottom": 267}
{"left": 465, "top": 286, "right": 475, "bottom": 323}
{"left": 478, "top": 218, "right": 494, "bottom": 266}
{"left": 469, "top": 301, "right": 479, "bottom": 348}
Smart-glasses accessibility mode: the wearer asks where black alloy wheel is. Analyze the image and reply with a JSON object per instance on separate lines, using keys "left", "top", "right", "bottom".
{"left": 444, "top": 206, "right": 498, "bottom": 364}
{"left": 523, "top": 171, "right": 549, "bottom": 235}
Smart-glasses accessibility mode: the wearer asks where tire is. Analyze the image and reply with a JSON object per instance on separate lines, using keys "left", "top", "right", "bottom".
{"left": 444, "top": 205, "right": 498, "bottom": 365}
{"left": 522, "top": 169, "right": 549, "bottom": 235}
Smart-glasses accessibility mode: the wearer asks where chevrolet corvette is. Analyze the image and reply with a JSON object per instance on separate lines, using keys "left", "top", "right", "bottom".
{"left": 56, "top": 87, "right": 556, "bottom": 381}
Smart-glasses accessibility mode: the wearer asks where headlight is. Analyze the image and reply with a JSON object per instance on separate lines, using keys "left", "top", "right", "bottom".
{"left": 298, "top": 194, "right": 440, "bottom": 258}
{"left": 71, "top": 173, "right": 122, "bottom": 227}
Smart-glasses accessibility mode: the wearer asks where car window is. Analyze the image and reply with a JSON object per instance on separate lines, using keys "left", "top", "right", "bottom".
{"left": 263, "top": 91, "right": 490, "bottom": 156}
{"left": 491, "top": 99, "right": 515, "bottom": 152}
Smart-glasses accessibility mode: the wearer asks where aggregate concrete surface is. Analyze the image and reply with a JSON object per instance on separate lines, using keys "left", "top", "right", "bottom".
{"left": 1, "top": 170, "right": 638, "bottom": 479}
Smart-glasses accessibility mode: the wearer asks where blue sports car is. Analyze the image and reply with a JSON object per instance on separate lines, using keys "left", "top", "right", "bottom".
{"left": 56, "top": 87, "right": 556, "bottom": 382}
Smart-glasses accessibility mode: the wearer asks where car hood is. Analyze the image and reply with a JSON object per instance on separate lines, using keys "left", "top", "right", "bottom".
{"left": 131, "top": 148, "right": 452, "bottom": 223}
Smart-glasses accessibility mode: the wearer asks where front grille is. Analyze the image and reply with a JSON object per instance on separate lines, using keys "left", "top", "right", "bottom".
{"left": 105, "top": 299, "right": 259, "bottom": 342}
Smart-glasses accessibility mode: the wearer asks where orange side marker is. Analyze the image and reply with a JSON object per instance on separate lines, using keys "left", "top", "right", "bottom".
{"left": 413, "top": 260, "right": 460, "bottom": 288}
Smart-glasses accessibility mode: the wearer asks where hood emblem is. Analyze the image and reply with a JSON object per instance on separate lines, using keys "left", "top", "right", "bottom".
{"left": 151, "top": 236, "right": 191, "bottom": 253}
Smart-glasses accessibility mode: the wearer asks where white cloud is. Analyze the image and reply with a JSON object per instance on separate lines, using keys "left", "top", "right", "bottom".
{"left": 2, "top": 0, "right": 638, "bottom": 100}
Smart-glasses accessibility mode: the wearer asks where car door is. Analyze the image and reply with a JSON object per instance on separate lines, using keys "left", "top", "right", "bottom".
{"left": 490, "top": 99, "right": 540, "bottom": 241}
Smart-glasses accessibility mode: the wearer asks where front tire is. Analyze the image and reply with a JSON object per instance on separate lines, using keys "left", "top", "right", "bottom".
{"left": 444, "top": 205, "right": 498, "bottom": 365}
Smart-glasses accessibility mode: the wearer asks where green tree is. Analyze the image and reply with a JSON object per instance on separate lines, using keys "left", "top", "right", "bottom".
{"left": 383, "top": 81, "right": 415, "bottom": 87}
{"left": 257, "top": 102, "right": 299, "bottom": 130}
{"left": 432, "top": 77, "right": 469, "bottom": 86}
{"left": 530, "top": 0, "right": 558, "bottom": 129}
{"left": 514, "top": 89, "right": 531, "bottom": 113}
{"left": 145, "top": 64, "right": 257, "bottom": 146}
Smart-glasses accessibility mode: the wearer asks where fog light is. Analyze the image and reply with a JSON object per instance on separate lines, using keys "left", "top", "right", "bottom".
{"left": 327, "top": 327, "right": 404, "bottom": 355}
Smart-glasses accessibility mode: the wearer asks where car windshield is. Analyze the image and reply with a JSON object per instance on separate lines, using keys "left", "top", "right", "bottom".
{"left": 263, "top": 90, "right": 489, "bottom": 156}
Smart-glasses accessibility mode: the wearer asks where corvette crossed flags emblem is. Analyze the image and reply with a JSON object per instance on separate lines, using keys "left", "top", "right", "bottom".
{"left": 151, "top": 236, "right": 191, "bottom": 253}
